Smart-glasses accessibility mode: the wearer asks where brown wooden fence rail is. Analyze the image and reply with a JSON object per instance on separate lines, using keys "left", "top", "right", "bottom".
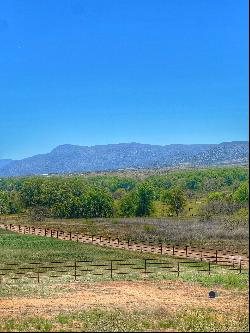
{"left": 0, "top": 223, "right": 249, "bottom": 269}
{"left": 0, "top": 257, "right": 247, "bottom": 284}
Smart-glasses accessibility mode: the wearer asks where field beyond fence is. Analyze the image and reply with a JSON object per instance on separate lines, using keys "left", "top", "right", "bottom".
{"left": 0, "top": 222, "right": 248, "bottom": 284}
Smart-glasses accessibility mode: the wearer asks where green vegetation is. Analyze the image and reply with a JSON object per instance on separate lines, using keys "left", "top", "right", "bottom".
{"left": 0, "top": 228, "right": 157, "bottom": 262}
{"left": 0, "top": 306, "right": 248, "bottom": 332}
{"left": 0, "top": 167, "right": 248, "bottom": 333}
{"left": 0, "top": 229, "right": 248, "bottom": 290}
{"left": 0, "top": 167, "right": 248, "bottom": 221}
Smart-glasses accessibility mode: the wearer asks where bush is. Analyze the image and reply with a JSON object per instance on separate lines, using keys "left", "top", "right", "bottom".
{"left": 224, "top": 208, "right": 249, "bottom": 230}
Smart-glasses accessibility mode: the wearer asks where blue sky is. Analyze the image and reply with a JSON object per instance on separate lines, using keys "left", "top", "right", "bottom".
{"left": 0, "top": 0, "right": 248, "bottom": 160}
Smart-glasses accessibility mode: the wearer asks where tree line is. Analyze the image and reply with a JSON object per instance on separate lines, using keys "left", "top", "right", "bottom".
{"left": 0, "top": 167, "right": 248, "bottom": 220}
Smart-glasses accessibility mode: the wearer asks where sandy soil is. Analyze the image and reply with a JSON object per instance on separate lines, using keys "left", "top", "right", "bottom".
{"left": 0, "top": 280, "right": 248, "bottom": 319}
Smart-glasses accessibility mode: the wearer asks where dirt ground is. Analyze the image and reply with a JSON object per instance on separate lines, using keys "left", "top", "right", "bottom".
{"left": 0, "top": 280, "right": 248, "bottom": 319}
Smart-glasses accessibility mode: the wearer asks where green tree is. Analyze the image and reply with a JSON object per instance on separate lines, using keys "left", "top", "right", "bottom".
{"left": 233, "top": 182, "right": 249, "bottom": 204}
{"left": 161, "top": 188, "right": 186, "bottom": 217}
{"left": 135, "top": 183, "right": 155, "bottom": 217}
{"left": 118, "top": 191, "right": 138, "bottom": 217}
{"left": 0, "top": 190, "right": 10, "bottom": 214}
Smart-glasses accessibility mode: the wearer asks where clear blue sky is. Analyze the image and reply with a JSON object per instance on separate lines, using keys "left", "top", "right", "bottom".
{"left": 0, "top": 0, "right": 248, "bottom": 160}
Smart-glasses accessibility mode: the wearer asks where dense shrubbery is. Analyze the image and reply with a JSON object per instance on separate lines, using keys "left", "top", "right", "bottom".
{"left": 0, "top": 167, "right": 248, "bottom": 220}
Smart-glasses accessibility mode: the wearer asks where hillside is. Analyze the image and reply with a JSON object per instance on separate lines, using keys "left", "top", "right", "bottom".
{"left": 0, "top": 159, "right": 12, "bottom": 169}
{"left": 0, "top": 141, "right": 248, "bottom": 177}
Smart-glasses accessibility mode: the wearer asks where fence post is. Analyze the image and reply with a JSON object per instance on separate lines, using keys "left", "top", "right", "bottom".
{"left": 173, "top": 245, "right": 175, "bottom": 256}
{"left": 19, "top": 225, "right": 21, "bottom": 233}
{"left": 127, "top": 239, "right": 130, "bottom": 248}
{"left": 239, "top": 259, "right": 242, "bottom": 274}
{"left": 69, "top": 232, "right": 72, "bottom": 240}
{"left": 110, "top": 260, "right": 113, "bottom": 279}
{"left": 215, "top": 250, "right": 218, "bottom": 264}
{"left": 185, "top": 245, "right": 188, "bottom": 257}
{"left": 57, "top": 230, "right": 59, "bottom": 239}
{"left": 74, "top": 260, "right": 77, "bottom": 281}
{"left": 37, "top": 272, "right": 40, "bottom": 283}
{"left": 50, "top": 230, "right": 53, "bottom": 237}
{"left": 117, "top": 238, "right": 120, "bottom": 245}
{"left": 208, "top": 262, "right": 211, "bottom": 275}
{"left": 91, "top": 235, "right": 94, "bottom": 243}
{"left": 108, "top": 237, "right": 111, "bottom": 244}
{"left": 177, "top": 262, "right": 180, "bottom": 277}
{"left": 160, "top": 243, "right": 163, "bottom": 255}
{"left": 144, "top": 259, "right": 147, "bottom": 275}
{"left": 200, "top": 251, "right": 203, "bottom": 262}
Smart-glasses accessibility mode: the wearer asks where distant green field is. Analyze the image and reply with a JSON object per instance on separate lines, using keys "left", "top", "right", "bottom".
{"left": 0, "top": 228, "right": 158, "bottom": 262}
{"left": 0, "top": 229, "right": 248, "bottom": 292}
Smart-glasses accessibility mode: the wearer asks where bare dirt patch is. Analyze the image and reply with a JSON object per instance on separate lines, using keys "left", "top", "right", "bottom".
{"left": 0, "top": 280, "right": 248, "bottom": 319}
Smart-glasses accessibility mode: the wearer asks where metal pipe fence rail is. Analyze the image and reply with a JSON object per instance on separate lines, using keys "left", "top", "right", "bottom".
{"left": 0, "top": 257, "right": 247, "bottom": 284}
{"left": 0, "top": 223, "right": 249, "bottom": 269}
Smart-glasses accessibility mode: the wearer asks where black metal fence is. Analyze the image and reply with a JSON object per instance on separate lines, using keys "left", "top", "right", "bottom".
{"left": 0, "top": 257, "right": 246, "bottom": 284}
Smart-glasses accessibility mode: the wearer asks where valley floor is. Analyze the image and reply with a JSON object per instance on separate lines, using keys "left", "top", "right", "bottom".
{"left": 0, "top": 280, "right": 248, "bottom": 332}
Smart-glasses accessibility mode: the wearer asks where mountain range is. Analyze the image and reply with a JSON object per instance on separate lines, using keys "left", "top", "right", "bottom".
{"left": 0, "top": 141, "right": 248, "bottom": 177}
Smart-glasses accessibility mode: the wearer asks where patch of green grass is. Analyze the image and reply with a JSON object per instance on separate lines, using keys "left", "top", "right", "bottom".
{"left": 167, "top": 308, "right": 249, "bottom": 332}
{"left": 149, "top": 270, "right": 249, "bottom": 290}
{"left": 0, "top": 307, "right": 248, "bottom": 332}
{"left": 0, "top": 229, "right": 248, "bottom": 297}
{"left": 0, "top": 229, "right": 160, "bottom": 262}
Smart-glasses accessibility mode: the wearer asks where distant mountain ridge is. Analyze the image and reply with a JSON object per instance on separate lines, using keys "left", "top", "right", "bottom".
{"left": 0, "top": 159, "right": 12, "bottom": 169}
{"left": 0, "top": 141, "right": 248, "bottom": 177}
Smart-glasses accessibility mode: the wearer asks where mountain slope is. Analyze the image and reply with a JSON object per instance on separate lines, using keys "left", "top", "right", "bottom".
{"left": 0, "top": 159, "right": 12, "bottom": 169}
{"left": 0, "top": 141, "right": 248, "bottom": 177}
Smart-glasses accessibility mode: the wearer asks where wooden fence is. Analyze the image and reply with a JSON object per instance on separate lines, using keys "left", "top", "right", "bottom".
{"left": 0, "top": 223, "right": 249, "bottom": 270}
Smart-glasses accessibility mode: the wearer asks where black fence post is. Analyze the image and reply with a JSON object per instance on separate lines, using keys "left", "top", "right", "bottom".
{"left": 91, "top": 235, "right": 94, "bottom": 243}
{"left": 74, "top": 260, "right": 77, "bottom": 281}
{"left": 215, "top": 250, "right": 218, "bottom": 264}
{"left": 45, "top": 229, "right": 47, "bottom": 236}
{"left": 185, "top": 245, "right": 188, "bottom": 257}
{"left": 177, "top": 262, "right": 180, "bottom": 277}
{"left": 173, "top": 245, "right": 175, "bottom": 256}
{"left": 37, "top": 272, "right": 40, "bottom": 283}
{"left": 239, "top": 259, "right": 242, "bottom": 274}
{"left": 57, "top": 230, "right": 59, "bottom": 239}
{"left": 69, "top": 232, "right": 72, "bottom": 240}
{"left": 160, "top": 243, "right": 163, "bottom": 255}
{"left": 110, "top": 260, "right": 113, "bottom": 279}
{"left": 144, "top": 259, "right": 147, "bottom": 275}
{"left": 208, "top": 262, "right": 211, "bottom": 275}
